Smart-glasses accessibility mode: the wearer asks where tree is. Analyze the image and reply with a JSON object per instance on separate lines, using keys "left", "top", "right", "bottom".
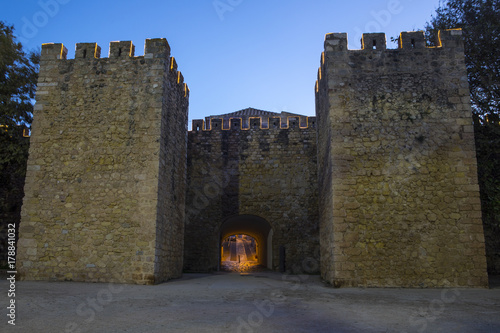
{"left": 0, "top": 21, "right": 39, "bottom": 127}
{"left": 474, "top": 114, "right": 500, "bottom": 274}
{"left": 425, "top": 0, "right": 499, "bottom": 118}
{"left": 0, "top": 21, "right": 39, "bottom": 169}
{"left": 0, "top": 21, "right": 39, "bottom": 267}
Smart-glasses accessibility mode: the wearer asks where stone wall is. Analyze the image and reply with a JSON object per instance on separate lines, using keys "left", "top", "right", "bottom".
{"left": 184, "top": 117, "right": 319, "bottom": 273}
{"left": 16, "top": 39, "right": 188, "bottom": 284}
{"left": 316, "top": 30, "right": 488, "bottom": 287}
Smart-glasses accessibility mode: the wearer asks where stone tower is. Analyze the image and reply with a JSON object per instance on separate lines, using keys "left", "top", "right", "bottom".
{"left": 16, "top": 39, "right": 189, "bottom": 284}
{"left": 316, "top": 30, "right": 488, "bottom": 287}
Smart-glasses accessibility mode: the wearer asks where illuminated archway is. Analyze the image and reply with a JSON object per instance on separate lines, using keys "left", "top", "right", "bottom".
{"left": 221, "top": 234, "right": 258, "bottom": 262}
{"left": 220, "top": 215, "right": 273, "bottom": 269}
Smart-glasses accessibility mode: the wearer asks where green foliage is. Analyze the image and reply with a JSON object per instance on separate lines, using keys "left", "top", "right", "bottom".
{"left": 0, "top": 22, "right": 39, "bottom": 128}
{"left": 0, "top": 21, "right": 38, "bottom": 173}
{"left": 0, "top": 21, "right": 38, "bottom": 243}
{"left": 474, "top": 117, "right": 500, "bottom": 228}
{"left": 425, "top": 0, "right": 500, "bottom": 118}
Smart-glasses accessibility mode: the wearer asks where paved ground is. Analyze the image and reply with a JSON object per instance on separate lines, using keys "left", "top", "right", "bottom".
{"left": 1, "top": 271, "right": 500, "bottom": 333}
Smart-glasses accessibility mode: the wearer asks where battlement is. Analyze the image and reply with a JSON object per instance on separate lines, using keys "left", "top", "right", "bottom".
{"left": 41, "top": 38, "right": 173, "bottom": 60}
{"left": 316, "top": 29, "right": 466, "bottom": 94}
{"left": 40, "top": 38, "right": 189, "bottom": 99}
{"left": 324, "top": 29, "right": 463, "bottom": 52}
{"left": 191, "top": 116, "right": 316, "bottom": 132}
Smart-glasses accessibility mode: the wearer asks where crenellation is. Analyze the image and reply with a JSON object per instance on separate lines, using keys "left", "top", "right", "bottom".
{"left": 177, "top": 71, "right": 184, "bottom": 84}
{"left": 170, "top": 56, "right": 178, "bottom": 71}
{"left": 325, "top": 33, "right": 348, "bottom": 52}
{"left": 75, "top": 43, "right": 101, "bottom": 59}
{"left": 192, "top": 119, "right": 204, "bottom": 131}
{"left": 41, "top": 43, "right": 67, "bottom": 60}
{"left": 109, "top": 40, "right": 135, "bottom": 58}
{"left": 144, "top": 38, "right": 170, "bottom": 59}
{"left": 211, "top": 118, "right": 223, "bottom": 131}
{"left": 41, "top": 39, "right": 178, "bottom": 62}
{"left": 190, "top": 116, "right": 317, "bottom": 132}
{"left": 399, "top": 31, "right": 426, "bottom": 49}
{"left": 308, "top": 117, "right": 317, "bottom": 128}
{"left": 362, "top": 33, "right": 387, "bottom": 50}
{"left": 324, "top": 29, "right": 464, "bottom": 53}
{"left": 438, "top": 29, "right": 464, "bottom": 48}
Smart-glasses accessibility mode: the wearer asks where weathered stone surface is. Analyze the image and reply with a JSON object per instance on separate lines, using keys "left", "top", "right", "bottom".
{"left": 184, "top": 114, "right": 319, "bottom": 273}
{"left": 16, "top": 39, "right": 188, "bottom": 284}
{"left": 315, "top": 30, "right": 488, "bottom": 287}
{"left": 14, "top": 29, "right": 490, "bottom": 288}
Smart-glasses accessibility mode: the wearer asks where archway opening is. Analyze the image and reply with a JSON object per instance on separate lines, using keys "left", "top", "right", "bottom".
{"left": 219, "top": 215, "right": 272, "bottom": 272}
{"left": 221, "top": 234, "right": 258, "bottom": 271}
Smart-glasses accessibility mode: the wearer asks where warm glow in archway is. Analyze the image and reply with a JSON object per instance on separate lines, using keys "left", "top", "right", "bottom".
{"left": 219, "top": 215, "right": 273, "bottom": 272}
{"left": 221, "top": 234, "right": 258, "bottom": 263}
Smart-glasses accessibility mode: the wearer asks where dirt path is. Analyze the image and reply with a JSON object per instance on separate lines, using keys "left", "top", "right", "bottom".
{"left": 1, "top": 272, "right": 500, "bottom": 332}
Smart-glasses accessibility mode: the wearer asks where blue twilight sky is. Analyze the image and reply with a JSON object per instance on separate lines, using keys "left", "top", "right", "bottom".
{"left": 2, "top": 0, "right": 442, "bottom": 125}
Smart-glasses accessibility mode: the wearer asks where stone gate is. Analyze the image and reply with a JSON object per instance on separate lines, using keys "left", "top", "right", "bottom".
{"left": 16, "top": 30, "right": 489, "bottom": 287}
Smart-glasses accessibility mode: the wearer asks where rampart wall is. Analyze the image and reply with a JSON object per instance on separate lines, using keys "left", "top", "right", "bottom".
{"left": 316, "top": 30, "right": 488, "bottom": 287}
{"left": 16, "top": 39, "right": 188, "bottom": 284}
{"left": 184, "top": 117, "right": 319, "bottom": 273}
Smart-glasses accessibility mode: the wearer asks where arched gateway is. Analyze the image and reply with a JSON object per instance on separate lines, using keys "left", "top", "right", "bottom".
{"left": 220, "top": 215, "right": 273, "bottom": 269}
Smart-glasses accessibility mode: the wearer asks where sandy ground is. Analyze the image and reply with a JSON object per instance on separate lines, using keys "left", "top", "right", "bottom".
{"left": 1, "top": 271, "right": 500, "bottom": 333}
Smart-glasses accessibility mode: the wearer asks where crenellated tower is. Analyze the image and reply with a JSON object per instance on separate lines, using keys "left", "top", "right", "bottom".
{"left": 17, "top": 39, "right": 189, "bottom": 284}
{"left": 316, "top": 30, "right": 488, "bottom": 287}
